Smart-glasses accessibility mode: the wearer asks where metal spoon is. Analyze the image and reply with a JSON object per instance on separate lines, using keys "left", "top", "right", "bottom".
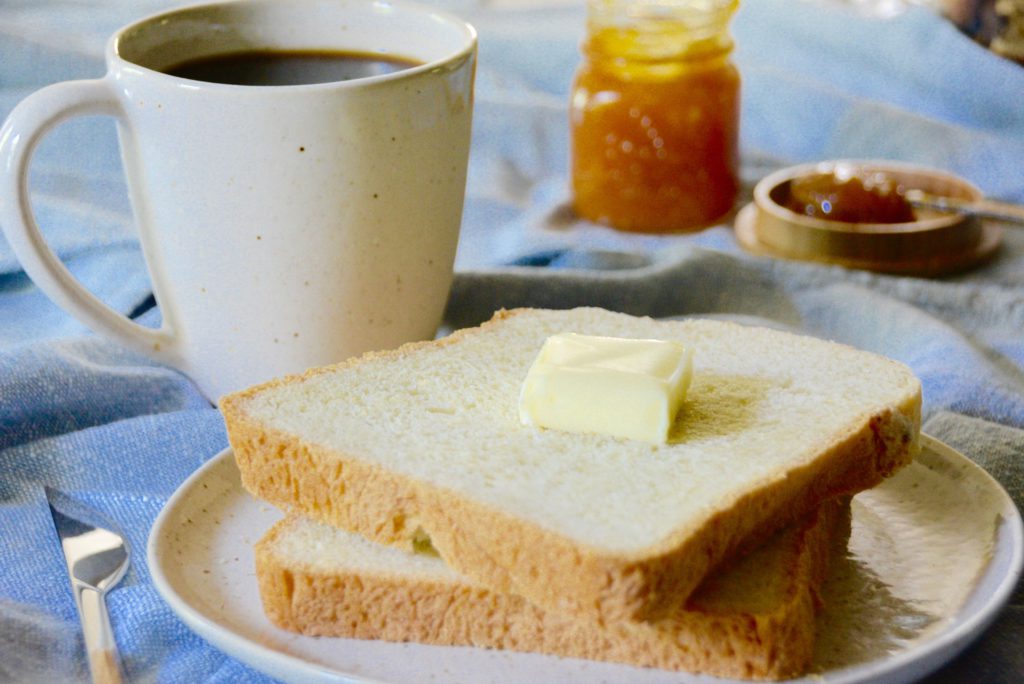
{"left": 904, "top": 189, "right": 1024, "bottom": 225}
{"left": 45, "top": 487, "right": 129, "bottom": 684}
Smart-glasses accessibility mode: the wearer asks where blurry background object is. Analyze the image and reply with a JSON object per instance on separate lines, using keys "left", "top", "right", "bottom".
{"left": 954, "top": 0, "right": 1024, "bottom": 64}
{"left": 990, "top": 0, "right": 1024, "bottom": 62}
{"left": 570, "top": 0, "right": 741, "bottom": 233}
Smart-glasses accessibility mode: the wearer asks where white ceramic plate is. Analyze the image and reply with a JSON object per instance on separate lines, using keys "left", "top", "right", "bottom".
{"left": 148, "top": 435, "right": 1022, "bottom": 684}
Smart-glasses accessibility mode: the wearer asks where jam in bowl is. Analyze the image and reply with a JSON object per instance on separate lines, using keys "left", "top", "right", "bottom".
{"left": 734, "top": 160, "right": 1003, "bottom": 276}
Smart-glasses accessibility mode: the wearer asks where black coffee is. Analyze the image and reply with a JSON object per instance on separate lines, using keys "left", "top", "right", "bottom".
{"left": 163, "top": 50, "right": 422, "bottom": 86}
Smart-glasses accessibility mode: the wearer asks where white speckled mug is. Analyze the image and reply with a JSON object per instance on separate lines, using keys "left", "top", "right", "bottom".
{"left": 0, "top": 0, "right": 476, "bottom": 400}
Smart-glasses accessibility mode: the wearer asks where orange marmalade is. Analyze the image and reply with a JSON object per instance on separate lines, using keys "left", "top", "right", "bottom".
{"left": 570, "top": 0, "right": 740, "bottom": 233}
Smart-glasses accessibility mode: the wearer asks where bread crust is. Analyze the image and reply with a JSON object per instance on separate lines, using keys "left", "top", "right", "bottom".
{"left": 222, "top": 307, "right": 920, "bottom": 624}
{"left": 254, "top": 499, "right": 845, "bottom": 680}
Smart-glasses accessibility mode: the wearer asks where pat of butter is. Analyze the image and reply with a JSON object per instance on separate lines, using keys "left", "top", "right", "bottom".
{"left": 519, "top": 333, "right": 693, "bottom": 443}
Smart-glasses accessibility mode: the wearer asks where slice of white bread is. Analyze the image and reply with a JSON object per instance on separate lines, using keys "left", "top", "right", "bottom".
{"left": 222, "top": 307, "right": 920, "bottom": 623}
{"left": 255, "top": 499, "right": 846, "bottom": 681}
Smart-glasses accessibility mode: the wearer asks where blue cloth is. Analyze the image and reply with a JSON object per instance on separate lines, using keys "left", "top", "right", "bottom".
{"left": 1, "top": 1, "right": 1022, "bottom": 682}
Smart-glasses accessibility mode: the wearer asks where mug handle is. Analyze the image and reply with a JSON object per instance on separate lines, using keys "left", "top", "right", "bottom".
{"left": 0, "top": 79, "right": 179, "bottom": 366}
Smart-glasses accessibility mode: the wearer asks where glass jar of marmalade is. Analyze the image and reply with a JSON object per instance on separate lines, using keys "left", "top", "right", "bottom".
{"left": 570, "top": 0, "right": 741, "bottom": 233}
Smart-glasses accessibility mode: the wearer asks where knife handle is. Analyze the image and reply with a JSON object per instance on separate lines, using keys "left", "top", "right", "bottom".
{"left": 75, "top": 585, "right": 124, "bottom": 684}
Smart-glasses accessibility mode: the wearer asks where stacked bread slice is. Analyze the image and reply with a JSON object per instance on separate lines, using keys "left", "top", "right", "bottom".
{"left": 220, "top": 307, "right": 921, "bottom": 679}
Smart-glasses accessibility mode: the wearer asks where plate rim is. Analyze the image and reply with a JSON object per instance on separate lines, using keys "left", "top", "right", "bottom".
{"left": 147, "top": 447, "right": 388, "bottom": 684}
{"left": 147, "top": 434, "right": 1023, "bottom": 684}
{"left": 820, "top": 433, "right": 1023, "bottom": 683}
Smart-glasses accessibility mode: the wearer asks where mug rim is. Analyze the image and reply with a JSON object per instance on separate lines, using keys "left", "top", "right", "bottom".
{"left": 108, "top": 0, "right": 478, "bottom": 91}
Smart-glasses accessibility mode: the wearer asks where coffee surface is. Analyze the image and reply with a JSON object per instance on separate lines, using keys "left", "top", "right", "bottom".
{"left": 164, "top": 49, "right": 421, "bottom": 86}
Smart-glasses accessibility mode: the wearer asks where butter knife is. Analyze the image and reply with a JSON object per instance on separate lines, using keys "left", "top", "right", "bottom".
{"left": 45, "top": 487, "right": 129, "bottom": 684}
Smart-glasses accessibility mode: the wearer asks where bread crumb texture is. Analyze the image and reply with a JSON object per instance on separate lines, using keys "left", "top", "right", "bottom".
{"left": 256, "top": 498, "right": 843, "bottom": 680}
{"left": 223, "top": 307, "right": 920, "bottom": 623}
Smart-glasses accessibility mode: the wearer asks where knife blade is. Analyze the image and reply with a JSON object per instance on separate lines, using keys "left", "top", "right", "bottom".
{"left": 45, "top": 487, "right": 129, "bottom": 684}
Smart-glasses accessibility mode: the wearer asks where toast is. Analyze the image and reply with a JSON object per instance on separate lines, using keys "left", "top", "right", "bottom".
{"left": 255, "top": 499, "right": 846, "bottom": 680}
{"left": 222, "top": 307, "right": 920, "bottom": 622}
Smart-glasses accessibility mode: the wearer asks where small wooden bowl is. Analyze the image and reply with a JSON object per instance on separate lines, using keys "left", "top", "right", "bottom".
{"left": 734, "top": 160, "right": 1003, "bottom": 276}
